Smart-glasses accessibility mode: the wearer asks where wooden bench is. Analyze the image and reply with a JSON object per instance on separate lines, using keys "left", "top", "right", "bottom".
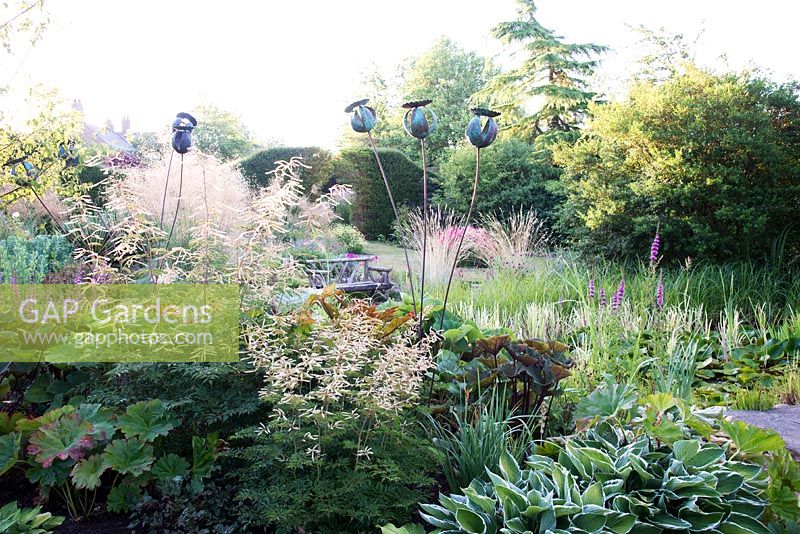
{"left": 304, "top": 255, "right": 394, "bottom": 298}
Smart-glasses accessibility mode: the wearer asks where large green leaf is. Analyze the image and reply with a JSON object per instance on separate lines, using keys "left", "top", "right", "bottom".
{"left": 106, "top": 483, "right": 142, "bottom": 513}
{"left": 27, "top": 413, "right": 93, "bottom": 467}
{"left": 719, "top": 420, "right": 785, "bottom": 458}
{"left": 70, "top": 454, "right": 109, "bottom": 490}
{"left": 151, "top": 453, "right": 190, "bottom": 481}
{"left": 716, "top": 512, "right": 771, "bottom": 534}
{"left": 102, "top": 438, "right": 154, "bottom": 477}
{"left": 379, "top": 524, "right": 426, "bottom": 534}
{"left": 498, "top": 450, "right": 522, "bottom": 484}
{"left": 77, "top": 404, "right": 116, "bottom": 441}
{"left": 455, "top": 508, "right": 487, "bottom": 534}
{"left": 0, "top": 432, "right": 20, "bottom": 476}
{"left": 575, "top": 383, "right": 637, "bottom": 422}
{"left": 117, "top": 400, "right": 178, "bottom": 442}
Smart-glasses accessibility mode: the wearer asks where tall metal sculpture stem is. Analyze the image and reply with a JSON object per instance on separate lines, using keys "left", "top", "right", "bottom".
{"left": 418, "top": 138, "right": 429, "bottom": 341}
{"left": 163, "top": 153, "right": 184, "bottom": 253}
{"left": 159, "top": 150, "right": 175, "bottom": 230}
{"left": 439, "top": 147, "right": 480, "bottom": 330}
{"left": 366, "top": 132, "right": 418, "bottom": 317}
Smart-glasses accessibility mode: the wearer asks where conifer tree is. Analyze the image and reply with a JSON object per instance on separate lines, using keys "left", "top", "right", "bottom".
{"left": 480, "top": 0, "right": 607, "bottom": 145}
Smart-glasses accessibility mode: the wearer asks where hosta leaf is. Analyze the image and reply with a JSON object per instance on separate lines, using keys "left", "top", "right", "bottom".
{"left": 672, "top": 440, "right": 701, "bottom": 463}
{"left": 605, "top": 511, "right": 637, "bottom": 534}
{"left": 677, "top": 507, "right": 723, "bottom": 531}
{"left": 716, "top": 512, "right": 771, "bottom": 534}
{"left": 70, "top": 454, "right": 109, "bottom": 490}
{"left": 0, "top": 432, "right": 20, "bottom": 476}
{"left": 649, "top": 512, "right": 691, "bottom": 529}
{"left": 628, "top": 522, "right": 662, "bottom": 534}
{"left": 499, "top": 450, "right": 522, "bottom": 484}
{"left": 419, "top": 511, "right": 454, "bottom": 530}
{"left": 572, "top": 508, "right": 607, "bottom": 532}
{"left": 102, "top": 438, "right": 154, "bottom": 476}
{"left": 455, "top": 507, "right": 486, "bottom": 534}
{"left": 117, "top": 400, "right": 177, "bottom": 442}
{"left": 719, "top": 420, "right": 785, "bottom": 458}
{"left": 464, "top": 483, "right": 496, "bottom": 514}
{"left": 685, "top": 446, "right": 726, "bottom": 470}
{"left": 151, "top": 453, "right": 189, "bottom": 480}
{"left": 379, "top": 524, "right": 427, "bottom": 534}
{"left": 582, "top": 482, "right": 605, "bottom": 506}
{"left": 106, "top": 483, "right": 142, "bottom": 513}
{"left": 715, "top": 470, "right": 744, "bottom": 494}
{"left": 26, "top": 413, "right": 93, "bottom": 467}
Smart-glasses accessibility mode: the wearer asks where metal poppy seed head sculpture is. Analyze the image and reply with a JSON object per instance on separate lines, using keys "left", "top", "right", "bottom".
{"left": 402, "top": 99, "right": 437, "bottom": 139}
{"left": 346, "top": 99, "right": 377, "bottom": 133}
{"left": 466, "top": 108, "right": 500, "bottom": 148}
{"left": 171, "top": 112, "right": 197, "bottom": 154}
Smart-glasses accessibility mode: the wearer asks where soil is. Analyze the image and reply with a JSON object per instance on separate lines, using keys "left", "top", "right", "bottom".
{"left": 55, "top": 514, "right": 131, "bottom": 533}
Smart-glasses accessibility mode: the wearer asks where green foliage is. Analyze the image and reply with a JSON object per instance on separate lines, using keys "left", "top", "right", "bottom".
{"left": 718, "top": 419, "right": 785, "bottom": 460}
{"left": 420, "top": 421, "right": 778, "bottom": 533}
{"left": 553, "top": 66, "right": 800, "bottom": 260}
{"left": 190, "top": 103, "right": 255, "bottom": 162}
{"left": 336, "top": 147, "right": 423, "bottom": 239}
{"left": 117, "top": 399, "right": 178, "bottom": 442}
{"left": 228, "top": 416, "right": 439, "bottom": 534}
{"left": 237, "top": 146, "right": 333, "bottom": 193}
{"left": 575, "top": 381, "right": 638, "bottom": 425}
{"left": 731, "top": 389, "right": 777, "bottom": 411}
{"left": 437, "top": 138, "right": 561, "bottom": 221}
{"left": 765, "top": 449, "right": 800, "bottom": 523}
{"left": 362, "top": 37, "right": 497, "bottom": 164}
{"left": 0, "top": 234, "right": 72, "bottom": 283}
{"left": 479, "top": 0, "right": 607, "bottom": 145}
{"left": 427, "top": 394, "right": 534, "bottom": 493}
{"left": 332, "top": 223, "right": 367, "bottom": 254}
{"left": 1, "top": 400, "right": 216, "bottom": 521}
{"left": 0, "top": 433, "right": 20, "bottom": 476}
{"left": 0, "top": 501, "right": 63, "bottom": 534}
{"left": 128, "top": 475, "right": 244, "bottom": 534}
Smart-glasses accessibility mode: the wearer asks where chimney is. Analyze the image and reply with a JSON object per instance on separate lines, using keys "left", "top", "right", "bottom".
{"left": 71, "top": 99, "right": 83, "bottom": 113}
{"left": 121, "top": 115, "right": 130, "bottom": 134}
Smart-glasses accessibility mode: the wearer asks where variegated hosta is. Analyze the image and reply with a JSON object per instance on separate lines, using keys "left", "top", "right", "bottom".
{"left": 420, "top": 422, "right": 774, "bottom": 534}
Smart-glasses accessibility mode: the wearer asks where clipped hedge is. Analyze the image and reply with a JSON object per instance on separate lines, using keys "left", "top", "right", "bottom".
{"left": 237, "top": 146, "right": 333, "bottom": 194}
{"left": 335, "top": 148, "right": 424, "bottom": 240}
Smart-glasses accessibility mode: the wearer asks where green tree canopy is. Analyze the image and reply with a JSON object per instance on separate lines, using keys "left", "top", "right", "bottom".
{"left": 343, "top": 38, "right": 496, "bottom": 165}
{"left": 479, "top": 0, "right": 606, "bottom": 146}
{"left": 437, "top": 138, "right": 560, "bottom": 221}
{"left": 553, "top": 65, "right": 800, "bottom": 261}
{"left": 191, "top": 103, "right": 256, "bottom": 162}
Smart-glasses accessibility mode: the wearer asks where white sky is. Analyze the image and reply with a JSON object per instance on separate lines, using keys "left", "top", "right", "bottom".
{"left": 4, "top": 0, "right": 799, "bottom": 149}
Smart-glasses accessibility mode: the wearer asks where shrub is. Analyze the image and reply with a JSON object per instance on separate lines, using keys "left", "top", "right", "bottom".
{"left": 437, "top": 138, "right": 561, "bottom": 222}
{"left": 335, "top": 147, "right": 424, "bottom": 240}
{"left": 0, "top": 234, "right": 72, "bottom": 283}
{"left": 553, "top": 65, "right": 800, "bottom": 260}
{"left": 332, "top": 224, "right": 366, "bottom": 254}
{"left": 237, "top": 146, "right": 333, "bottom": 193}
